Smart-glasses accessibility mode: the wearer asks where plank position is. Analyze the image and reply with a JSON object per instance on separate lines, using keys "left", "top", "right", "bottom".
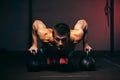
{"left": 27, "top": 19, "right": 95, "bottom": 71}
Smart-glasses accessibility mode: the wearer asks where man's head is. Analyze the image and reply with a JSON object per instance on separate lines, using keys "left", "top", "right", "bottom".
{"left": 52, "top": 23, "right": 70, "bottom": 50}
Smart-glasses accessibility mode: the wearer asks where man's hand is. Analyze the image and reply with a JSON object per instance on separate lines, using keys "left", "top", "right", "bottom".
{"left": 84, "top": 43, "right": 92, "bottom": 53}
{"left": 28, "top": 45, "right": 38, "bottom": 53}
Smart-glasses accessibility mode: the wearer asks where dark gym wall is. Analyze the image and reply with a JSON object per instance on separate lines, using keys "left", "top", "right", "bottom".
{"left": 32, "top": 0, "right": 110, "bottom": 51}
{"left": 0, "top": 0, "right": 120, "bottom": 51}
{"left": 114, "top": 0, "right": 120, "bottom": 51}
{"left": 0, "top": 0, "right": 29, "bottom": 51}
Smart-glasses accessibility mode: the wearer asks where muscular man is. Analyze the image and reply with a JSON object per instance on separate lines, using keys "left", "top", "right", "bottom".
{"left": 27, "top": 19, "right": 94, "bottom": 71}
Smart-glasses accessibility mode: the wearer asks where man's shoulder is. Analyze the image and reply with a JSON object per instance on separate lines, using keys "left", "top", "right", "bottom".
{"left": 37, "top": 27, "right": 53, "bottom": 42}
{"left": 38, "top": 27, "right": 53, "bottom": 34}
{"left": 70, "top": 29, "right": 83, "bottom": 43}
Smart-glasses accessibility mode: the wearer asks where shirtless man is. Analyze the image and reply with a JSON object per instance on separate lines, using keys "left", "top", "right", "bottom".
{"left": 27, "top": 19, "right": 94, "bottom": 71}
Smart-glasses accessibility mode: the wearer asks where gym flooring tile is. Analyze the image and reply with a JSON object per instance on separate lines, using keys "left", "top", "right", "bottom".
{"left": 0, "top": 51, "right": 120, "bottom": 80}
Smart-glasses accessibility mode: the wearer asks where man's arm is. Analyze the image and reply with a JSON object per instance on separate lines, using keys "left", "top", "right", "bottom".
{"left": 29, "top": 20, "right": 46, "bottom": 53}
{"left": 74, "top": 19, "right": 92, "bottom": 52}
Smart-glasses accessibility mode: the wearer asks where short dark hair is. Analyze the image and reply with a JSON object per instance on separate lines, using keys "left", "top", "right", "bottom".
{"left": 53, "top": 23, "right": 70, "bottom": 37}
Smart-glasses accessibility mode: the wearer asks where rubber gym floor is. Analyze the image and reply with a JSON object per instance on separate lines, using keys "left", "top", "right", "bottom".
{"left": 0, "top": 51, "right": 120, "bottom": 80}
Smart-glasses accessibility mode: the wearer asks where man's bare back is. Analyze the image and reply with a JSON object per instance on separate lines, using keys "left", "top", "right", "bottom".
{"left": 29, "top": 19, "right": 92, "bottom": 53}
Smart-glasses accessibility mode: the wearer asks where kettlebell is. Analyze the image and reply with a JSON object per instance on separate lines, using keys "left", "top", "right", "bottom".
{"left": 81, "top": 51, "right": 95, "bottom": 70}
{"left": 27, "top": 50, "right": 40, "bottom": 71}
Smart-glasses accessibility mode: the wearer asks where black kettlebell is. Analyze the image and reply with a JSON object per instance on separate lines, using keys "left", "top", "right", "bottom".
{"left": 31, "top": 50, "right": 41, "bottom": 66}
{"left": 31, "top": 50, "right": 37, "bottom": 55}
{"left": 27, "top": 50, "right": 40, "bottom": 71}
{"left": 81, "top": 51, "right": 95, "bottom": 70}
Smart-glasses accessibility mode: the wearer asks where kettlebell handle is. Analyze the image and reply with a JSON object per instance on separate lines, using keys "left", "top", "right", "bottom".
{"left": 32, "top": 50, "right": 36, "bottom": 55}
{"left": 84, "top": 49, "right": 90, "bottom": 56}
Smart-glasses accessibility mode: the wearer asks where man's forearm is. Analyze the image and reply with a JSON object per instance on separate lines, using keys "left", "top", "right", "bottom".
{"left": 83, "top": 29, "right": 92, "bottom": 52}
{"left": 82, "top": 20, "right": 90, "bottom": 51}
{"left": 32, "top": 33, "right": 38, "bottom": 47}
{"left": 31, "top": 24, "right": 38, "bottom": 47}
